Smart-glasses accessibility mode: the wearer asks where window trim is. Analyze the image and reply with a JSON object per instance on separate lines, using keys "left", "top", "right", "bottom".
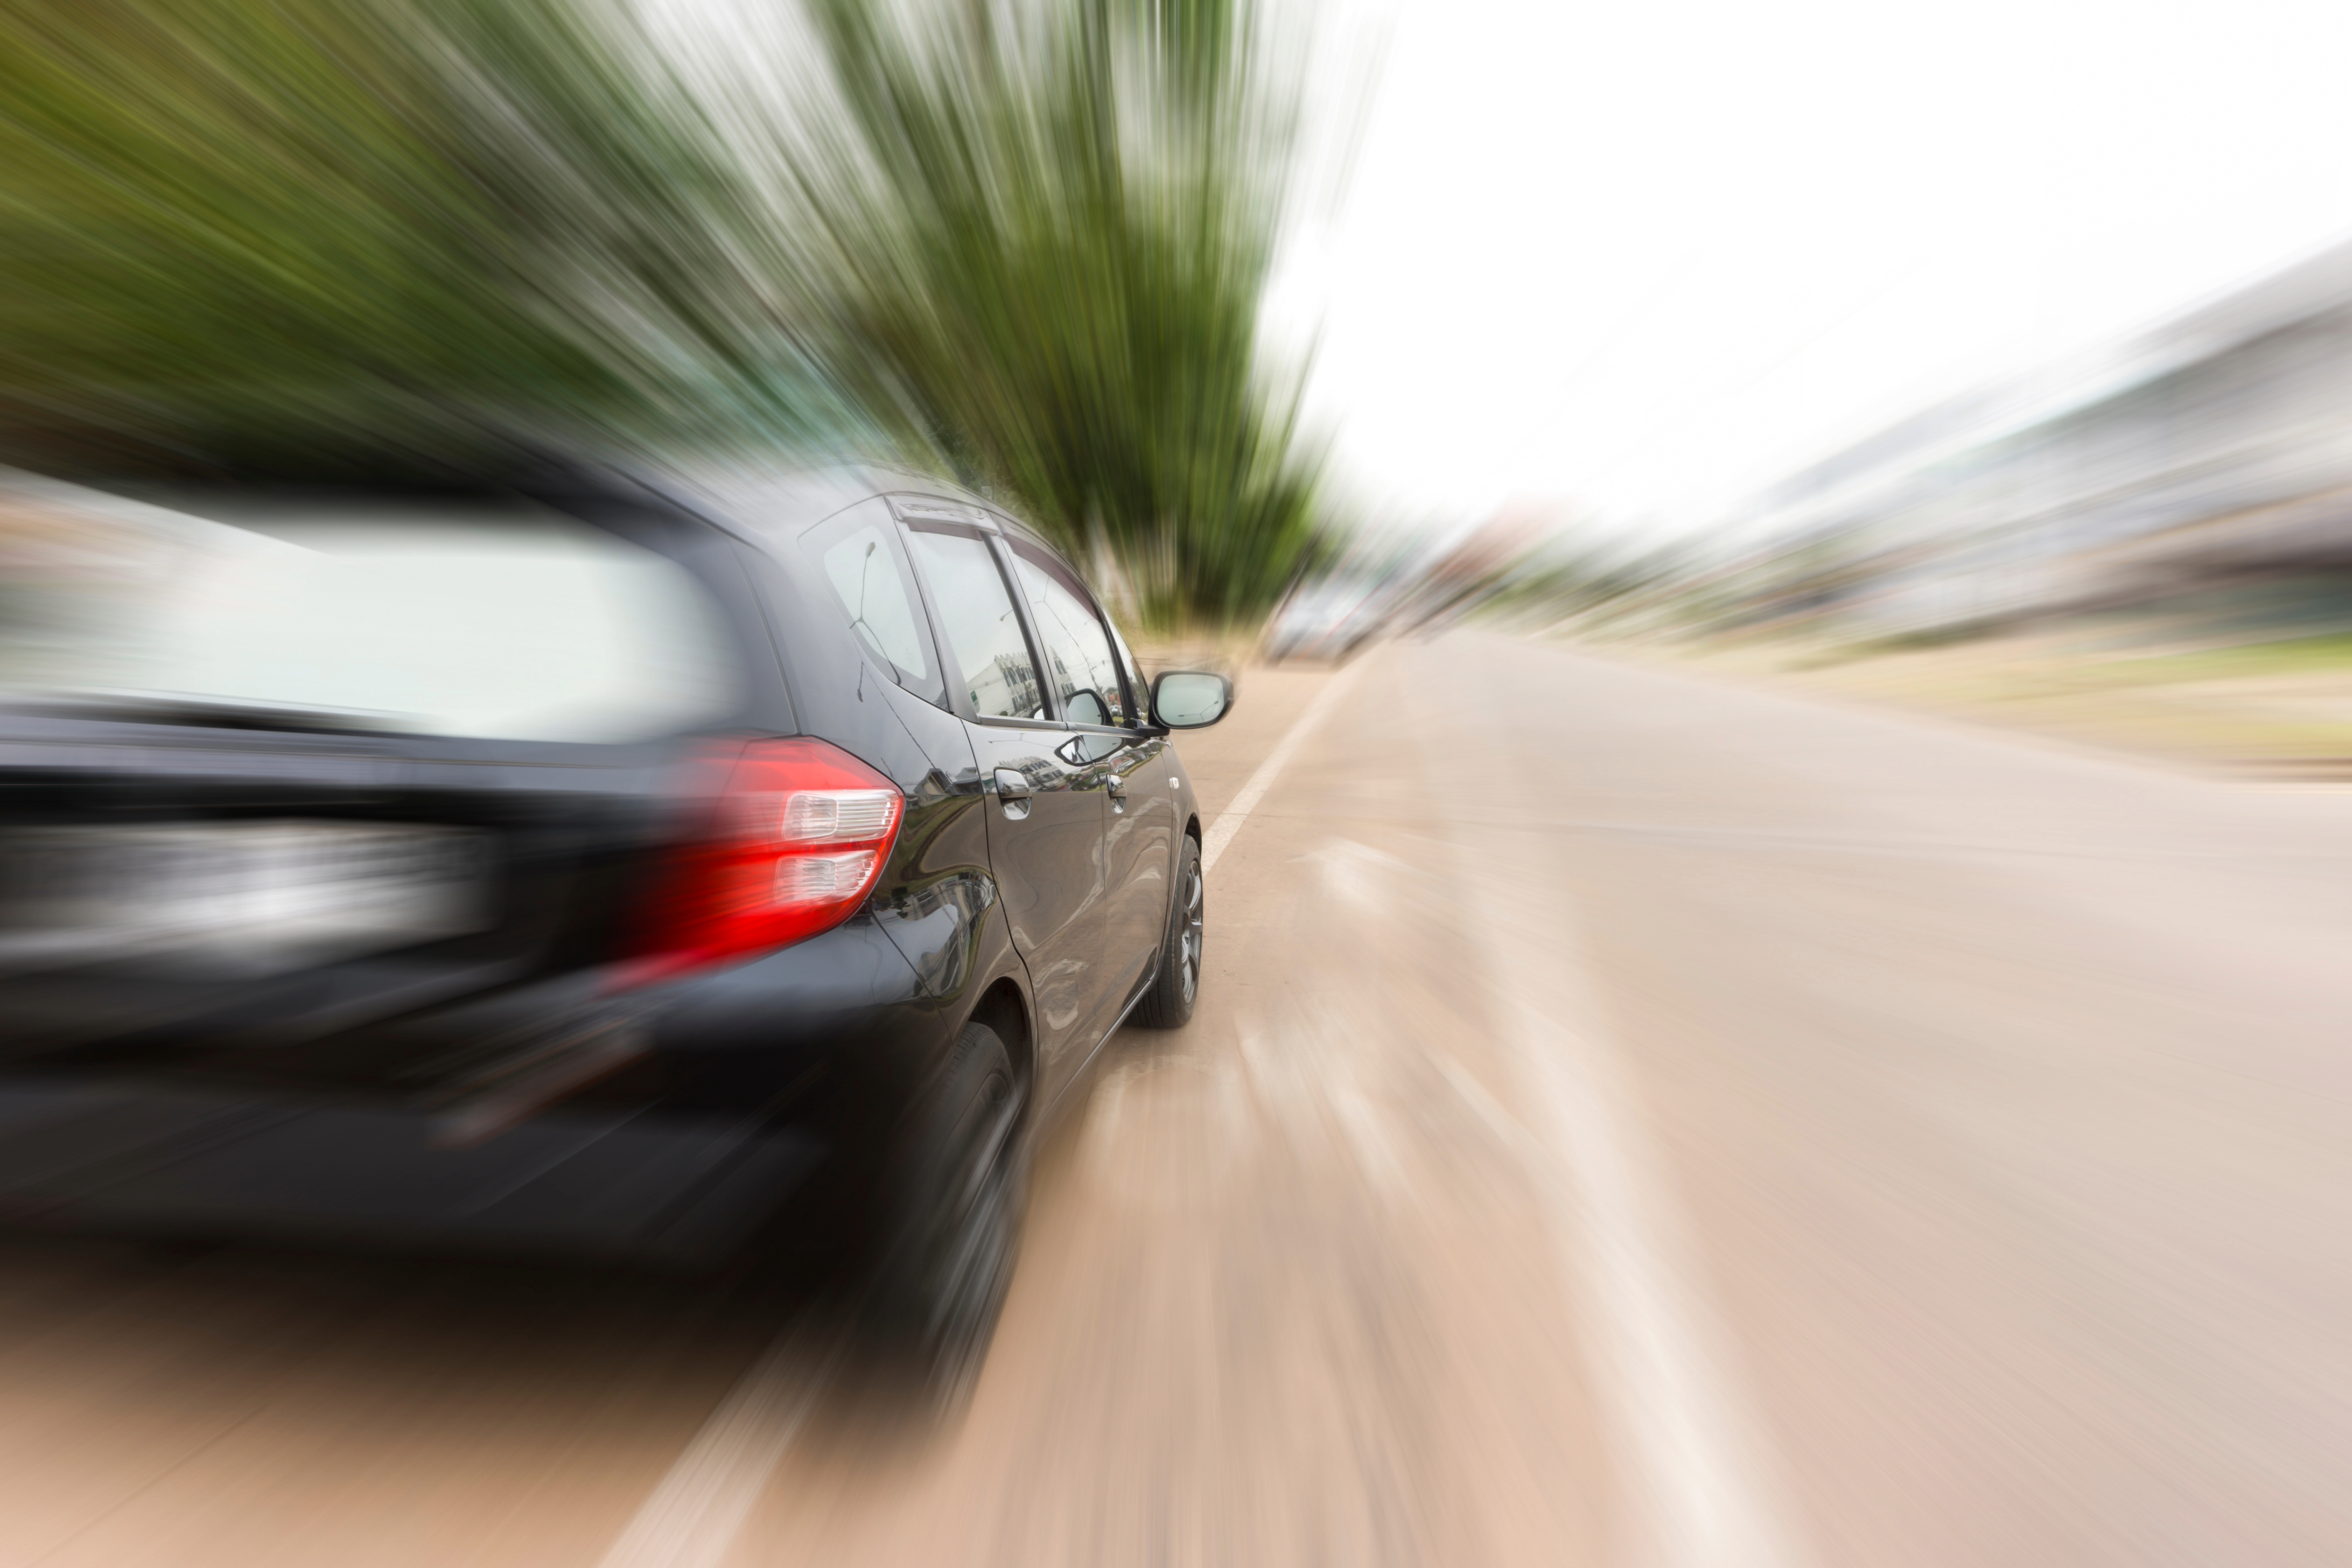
{"left": 899, "top": 517, "right": 1056, "bottom": 728}
{"left": 1003, "top": 535, "right": 1138, "bottom": 732}
{"left": 984, "top": 531, "right": 1076, "bottom": 726}
{"left": 1103, "top": 617, "right": 1152, "bottom": 733}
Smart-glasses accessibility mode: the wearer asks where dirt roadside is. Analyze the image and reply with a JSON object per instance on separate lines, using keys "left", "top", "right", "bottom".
{"left": 1615, "top": 628, "right": 2352, "bottom": 784}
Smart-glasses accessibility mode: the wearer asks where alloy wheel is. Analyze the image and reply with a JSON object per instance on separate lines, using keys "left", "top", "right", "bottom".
{"left": 1179, "top": 860, "right": 1204, "bottom": 1004}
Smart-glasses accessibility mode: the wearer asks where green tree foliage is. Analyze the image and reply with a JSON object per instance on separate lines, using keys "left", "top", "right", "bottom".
{"left": 784, "top": 0, "right": 1324, "bottom": 626}
{"left": 0, "top": 0, "right": 1323, "bottom": 622}
{"left": 0, "top": 0, "right": 835, "bottom": 477}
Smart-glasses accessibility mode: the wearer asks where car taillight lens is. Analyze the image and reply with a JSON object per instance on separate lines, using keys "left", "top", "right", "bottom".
{"left": 619, "top": 738, "right": 904, "bottom": 986}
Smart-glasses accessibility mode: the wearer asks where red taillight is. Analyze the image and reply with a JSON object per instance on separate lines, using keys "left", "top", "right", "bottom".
{"left": 618, "top": 737, "right": 905, "bottom": 986}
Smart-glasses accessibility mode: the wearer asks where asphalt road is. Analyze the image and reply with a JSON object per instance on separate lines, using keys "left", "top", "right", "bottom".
{"left": 4, "top": 631, "right": 2351, "bottom": 1566}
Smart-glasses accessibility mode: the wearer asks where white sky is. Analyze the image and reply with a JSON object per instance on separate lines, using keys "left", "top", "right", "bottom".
{"left": 1265, "top": 0, "right": 2352, "bottom": 538}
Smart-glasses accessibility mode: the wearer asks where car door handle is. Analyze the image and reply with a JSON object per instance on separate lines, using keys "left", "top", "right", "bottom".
{"left": 1105, "top": 775, "right": 1126, "bottom": 799}
{"left": 992, "top": 768, "right": 1034, "bottom": 821}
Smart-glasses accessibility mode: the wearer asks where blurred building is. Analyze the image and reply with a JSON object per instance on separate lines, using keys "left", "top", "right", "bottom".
{"left": 1734, "top": 240, "right": 2352, "bottom": 639}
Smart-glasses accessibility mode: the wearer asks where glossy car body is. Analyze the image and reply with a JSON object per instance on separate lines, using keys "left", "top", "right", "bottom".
{"left": 0, "top": 464, "right": 1221, "bottom": 1274}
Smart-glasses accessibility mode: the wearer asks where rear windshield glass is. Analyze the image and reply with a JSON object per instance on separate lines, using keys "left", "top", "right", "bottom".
{"left": 796, "top": 499, "right": 941, "bottom": 704}
{"left": 0, "top": 478, "right": 739, "bottom": 743}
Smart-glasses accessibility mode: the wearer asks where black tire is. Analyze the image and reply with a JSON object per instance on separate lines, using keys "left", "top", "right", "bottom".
{"left": 1134, "top": 834, "right": 1204, "bottom": 1029}
{"left": 868, "top": 1020, "right": 1027, "bottom": 1409}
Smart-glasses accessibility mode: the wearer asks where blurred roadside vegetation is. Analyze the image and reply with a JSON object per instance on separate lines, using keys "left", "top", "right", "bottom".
{"left": 0, "top": 0, "right": 837, "bottom": 476}
{"left": 1736, "top": 620, "right": 2352, "bottom": 778}
{"left": 1501, "top": 533, "right": 2352, "bottom": 778}
{"left": 1354, "top": 504, "right": 2352, "bottom": 778}
{"left": 0, "top": 0, "right": 1321, "bottom": 627}
{"left": 781, "top": 0, "right": 1323, "bottom": 628}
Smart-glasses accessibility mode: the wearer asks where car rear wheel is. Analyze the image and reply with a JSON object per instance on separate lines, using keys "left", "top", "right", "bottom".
{"left": 1133, "top": 835, "right": 1203, "bottom": 1029}
{"left": 869, "top": 1020, "right": 1027, "bottom": 1409}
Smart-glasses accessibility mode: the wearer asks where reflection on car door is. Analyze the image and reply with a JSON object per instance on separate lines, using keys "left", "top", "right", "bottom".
{"left": 1099, "top": 622, "right": 1178, "bottom": 1004}
{"left": 902, "top": 520, "right": 1108, "bottom": 1094}
{"left": 1005, "top": 538, "right": 1175, "bottom": 1014}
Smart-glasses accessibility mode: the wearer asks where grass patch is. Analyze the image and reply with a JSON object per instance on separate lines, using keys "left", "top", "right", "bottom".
{"left": 2101, "top": 632, "right": 2352, "bottom": 685}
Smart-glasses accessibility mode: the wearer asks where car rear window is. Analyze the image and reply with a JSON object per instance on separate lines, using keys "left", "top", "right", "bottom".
{"left": 0, "top": 479, "right": 739, "bottom": 743}
{"left": 797, "top": 499, "right": 942, "bottom": 704}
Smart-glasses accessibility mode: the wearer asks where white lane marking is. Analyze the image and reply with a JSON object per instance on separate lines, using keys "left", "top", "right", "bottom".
{"left": 598, "top": 661, "right": 1352, "bottom": 1565}
{"left": 1435, "top": 1052, "right": 1536, "bottom": 1152}
{"left": 597, "top": 1328, "right": 837, "bottom": 1568}
{"left": 1200, "top": 659, "right": 1364, "bottom": 874}
{"left": 1397, "top": 635, "right": 1808, "bottom": 1568}
{"left": 1451, "top": 851, "right": 1809, "bottom": 1568}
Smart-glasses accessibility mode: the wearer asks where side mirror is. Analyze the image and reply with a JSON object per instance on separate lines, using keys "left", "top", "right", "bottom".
{"left": 1151, "top": 670, "right": 1231, "bottom": 730}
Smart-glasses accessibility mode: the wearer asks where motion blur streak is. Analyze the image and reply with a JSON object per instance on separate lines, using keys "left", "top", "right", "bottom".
{"left": 1404, "top": 648, "right": 1808, "bottom": 1568}
{"left": 1198, "top": 656, "right": 1360, "bottom": 873}
{"left": 674, "top": 0, "right": 1326, "bottom": 626}
{"left": 4, "top": 638, "right": 2352, "bottom": 1560}
{"left": 0, "top": 0, "right": 836, "bottom": 477}
{"left": 713, "top": 636, "right": 2352, "bottom": 1564}
{"left": 597, "top": 1326, "right": 837, "bottom": 1568}
{"left": 1, "top": 0, "right": 1318, "bottom": 629}
{"left": 1472, "top": 235, "right": 2352, "bottom": 786}
{"left": 14, "top": 0, "right": 2352, "bottom": 1558}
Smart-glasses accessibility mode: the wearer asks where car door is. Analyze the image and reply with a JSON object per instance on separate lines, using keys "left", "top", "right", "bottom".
{"left": 1002, "top": 536, "right": 1177, "bottom": 1019}
{"left": 900, "top": 514, "right": 1110, "bottom": 1092}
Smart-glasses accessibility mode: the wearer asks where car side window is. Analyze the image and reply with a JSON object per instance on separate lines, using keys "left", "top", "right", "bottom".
{"left": 1010, "top": 545, "right": 1128, "bottom": 727}
{"left": 906, "top": 527, "right": 1047, "bottom": 721}
{"left": 797, "top": 500, "right": 942, "bottom": 705}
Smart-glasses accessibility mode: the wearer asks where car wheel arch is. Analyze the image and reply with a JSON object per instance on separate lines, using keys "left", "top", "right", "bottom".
{"left": 965, "top": 976, "right": 1034, "bottom": 1093}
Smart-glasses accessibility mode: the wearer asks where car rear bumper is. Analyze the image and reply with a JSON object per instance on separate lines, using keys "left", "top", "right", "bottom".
{"left": 0, "top": 917, "right": 969, "bottom": 1266}
{"left": 0, "top": 1082, "right": 825, "bottom": 1266}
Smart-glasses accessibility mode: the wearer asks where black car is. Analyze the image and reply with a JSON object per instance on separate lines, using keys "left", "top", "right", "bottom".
{"left": 0, "top": 462, "right": 1232, "bottom": 1383}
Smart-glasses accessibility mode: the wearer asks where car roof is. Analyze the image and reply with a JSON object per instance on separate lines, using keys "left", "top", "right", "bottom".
{"left": 652, "top": 458, "right": 1070, "bottom": 565}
